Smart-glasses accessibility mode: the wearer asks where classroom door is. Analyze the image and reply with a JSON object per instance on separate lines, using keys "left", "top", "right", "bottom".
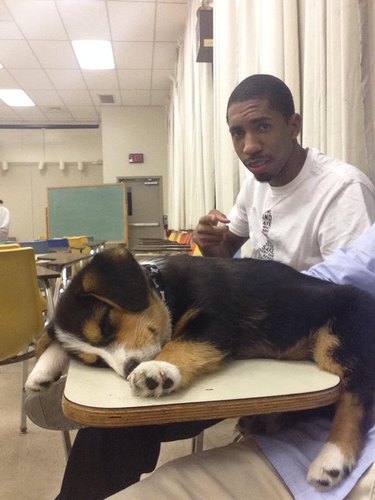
{"left": 117, "top": 176, "right": 164, "bottom": 248}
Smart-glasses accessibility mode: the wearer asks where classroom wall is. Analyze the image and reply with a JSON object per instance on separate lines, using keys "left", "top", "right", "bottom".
{"left": 101, "top": 106, "right": 168, "bottom": 212}
{"left": 0, "top": 106, "right": 168, "bottom": 240}
{"left": 0, "top": 128, "right": 103, "bottom": 240}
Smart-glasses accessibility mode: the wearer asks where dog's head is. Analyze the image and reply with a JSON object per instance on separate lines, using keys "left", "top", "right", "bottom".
{"left": 49, "top": 247, "right": 171, "bottom": 378}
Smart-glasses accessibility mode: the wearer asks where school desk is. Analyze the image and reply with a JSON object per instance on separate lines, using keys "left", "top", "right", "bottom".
{"left": 62, "top": 359, "right": 340, "bottom": 428}
{"left": 37, "top": 251, "right": 92, "bottom": 303}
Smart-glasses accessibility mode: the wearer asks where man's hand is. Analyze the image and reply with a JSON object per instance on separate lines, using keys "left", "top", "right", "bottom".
{"left": 192, "top": 209, "right": 235, "bottom": 257}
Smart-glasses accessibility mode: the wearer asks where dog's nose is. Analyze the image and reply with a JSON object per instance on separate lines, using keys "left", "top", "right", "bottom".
{"left": 124, "top": 358, "right": 140, "bottom": 377}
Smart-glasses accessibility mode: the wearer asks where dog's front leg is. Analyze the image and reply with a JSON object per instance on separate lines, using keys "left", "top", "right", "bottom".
{"left": 128, "top": 340, "right": 224, "bottom": 397}
{"left": 26, "top": 340, "right": 70, "bottom": 392}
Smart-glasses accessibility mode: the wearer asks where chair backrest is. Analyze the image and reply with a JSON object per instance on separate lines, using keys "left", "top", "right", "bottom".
{"left": 47, "top": 238, "right": 70, "bottom": 252}
{"left": 67, "top": 236, "right": 90, "bottom": 254}
{"left": 19, "top": 240, "right": 50, "bottom": 254}
{"left": 0, "top": 243, "right": 21, "bottom": 250}
{"left": 0, "top": 247, "right": 44, "bottom": 360}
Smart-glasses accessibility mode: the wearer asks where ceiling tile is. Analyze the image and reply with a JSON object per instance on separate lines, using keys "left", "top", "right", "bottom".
{"left": 0, "top": 40, "right": 41, "bottom": 68}
{"left": 8, "top": 68, "right": 54, "bottom": 90}
{"left": 155, "top": 2, "right": 186, "bottom": 41}
{"left": 12, "top": 105, "right": 47, "bottom": 121}
{"left": 108, "top": 1, "right": 155, "bottom": 42}
{"left": 82, "top": 70, "right": 118, "bottom": 90}
{"left": 0, "top": 1, "right": 12, "bottom": 21}
{"left": 121, "top": 89, "right": 150, "bottom": 106}
{"left": 0, "top": 105, "right": 22, "bottom": 121}
{"left": 153, "top": 42, "right": 178, "bottom": 69}
{"left": 114, "top": 42, "right": 153, "bottom": 69}
{"left": 5, "top": 0, "right": 67, "bottom": 40}
{"left": 117, "top": 69, "right": 151, "bottom": 90}
{"left": 29, "top": 41, "right": 79, "bottom": 69}
{"left": 46, "top": 69, "right": 86, "bottom": 90}
{"left": 152, "top": 69, "right": 172, "bottom": 89}
{"left": 45, "top": 110, "right": 75, "bottom": 123}
{"left": 0, "top": 68, "right": 19, "bottom": 87}
{"left": 58, "top": 89, "right": 93, "bottom": 106}
{"left": 26, "top": 89, "right": 64, "bottom": 106}
{"left": 57, "top": 0, "right": 110, "bottom": 40}
{"left": 68, "top": 106, "right": 99, "bottom": 121}
{"left": 0, "top": 20, "right": 23, "bottom": 39}
{"left": 151, "top": 89, "right": 169, "bottom": 105}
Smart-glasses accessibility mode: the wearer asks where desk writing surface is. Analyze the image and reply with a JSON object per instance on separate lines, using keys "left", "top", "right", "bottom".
{"left": 63, "top": 359, "right": 340, "bottom": 427}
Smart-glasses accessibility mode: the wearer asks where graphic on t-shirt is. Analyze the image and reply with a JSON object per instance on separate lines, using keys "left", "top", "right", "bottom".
{"left": 258, "top": 210, "right": 274, "bottom": 261}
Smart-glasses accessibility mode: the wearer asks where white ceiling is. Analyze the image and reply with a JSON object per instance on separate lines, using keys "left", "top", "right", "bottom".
{"left": 0, "top": 0, "right": 188, "bottom": 125}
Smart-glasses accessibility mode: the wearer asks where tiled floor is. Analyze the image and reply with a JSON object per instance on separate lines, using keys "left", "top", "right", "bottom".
{"left": 1, "top": 360, "right": 237, "bottom": 500}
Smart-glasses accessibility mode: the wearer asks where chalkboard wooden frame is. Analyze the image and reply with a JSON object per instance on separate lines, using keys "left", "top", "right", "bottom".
{"left": 48, "top": 184, "right": 128, "bottom": 243}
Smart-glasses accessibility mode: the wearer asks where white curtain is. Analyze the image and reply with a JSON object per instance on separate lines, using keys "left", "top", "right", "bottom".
{"left": 301, "top": 0, "right": 367, "bottom": 173}
{"left": 167, "top": 0, "right": 214, "bottom": 230}
{"left": 358, "top": 0, "right": 375, "bottom": 184}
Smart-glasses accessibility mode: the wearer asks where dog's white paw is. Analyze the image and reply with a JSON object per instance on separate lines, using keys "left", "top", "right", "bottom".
{"left": 128, "top": 360, "right": 181, "bottom": 397}
{"left": 307, "top": 442, "right": 353, "bottom": 491}
{"left": 25, "top": 342, "right": 69, "bottom": 392}
{"left": 25, "top": 366, "right": 63, "bottom": 392}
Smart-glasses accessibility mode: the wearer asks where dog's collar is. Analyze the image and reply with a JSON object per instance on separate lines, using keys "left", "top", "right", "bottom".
{"left": 142, "top": 264, "right": 167, "bottom": 303}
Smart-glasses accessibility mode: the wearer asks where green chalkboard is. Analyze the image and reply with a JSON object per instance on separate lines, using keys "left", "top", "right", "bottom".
{"left": 48, "top": 184, "right": 128, "bottom": 242}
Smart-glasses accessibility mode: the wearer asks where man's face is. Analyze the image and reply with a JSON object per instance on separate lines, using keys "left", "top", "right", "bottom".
{"left": 227, "top": 98, "right": 301, "bottom": 187}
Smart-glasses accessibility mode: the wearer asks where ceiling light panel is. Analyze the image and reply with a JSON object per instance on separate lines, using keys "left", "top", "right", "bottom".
{"left": 0, "top": 89, "right": 35, "bottom": 106}
{"left": 72, "top": 40, "right": 115, "bottom": 70}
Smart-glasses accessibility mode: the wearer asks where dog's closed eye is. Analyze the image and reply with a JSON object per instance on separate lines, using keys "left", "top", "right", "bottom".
{"left": 148, "top": 326, "right": 157, "bottom": 336}
{"left": 99, "top": 308, "right": 117, "bottom": 340}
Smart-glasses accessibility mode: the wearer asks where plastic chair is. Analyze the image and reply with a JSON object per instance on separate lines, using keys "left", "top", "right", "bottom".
{"left": 67, "top": 235, "right": 91, "bottom": 254}
{"left": 47, "top": 238, "right": 70, "bottom": 252}
{"left": 0, "top": 243, "right": 20, "bottom": 250}
{"left": 0, "top": 247, "right": 44, "bottom": 432}
{"left": 0, "top": 247, "right": 71, "bottom": 457}
{"left": 19, "top": 240, "right": 50, "bottom": 254}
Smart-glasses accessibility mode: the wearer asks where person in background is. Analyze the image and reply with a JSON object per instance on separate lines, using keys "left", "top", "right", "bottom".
{"left": 108, "top": 224, "right": 375, "bottom": 500}
{"left": 0, "top": 199, "right": 10, "bottom": 240}
{"left": 26, "top": 75, "right": 375, "bottom": 500}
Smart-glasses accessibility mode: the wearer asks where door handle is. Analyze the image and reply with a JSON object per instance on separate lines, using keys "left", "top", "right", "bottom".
{"left": 128, "top": 223, "right": 160, "bottom": 227}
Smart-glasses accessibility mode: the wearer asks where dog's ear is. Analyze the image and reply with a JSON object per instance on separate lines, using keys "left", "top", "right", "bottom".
{"left": 81, "top": 248, "right": 150, "bottom": 311}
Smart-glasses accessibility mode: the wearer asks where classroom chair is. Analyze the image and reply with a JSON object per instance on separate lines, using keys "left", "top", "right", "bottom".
{"left": 47, "top": 238, "right": 70, "bottom": 252}
{"left": 0, "top": 242, "right": 20, "bottom": 250}
{"left": 67, "top": 235, "right": 91, "bottom": 254}
{"left": 0, "top": 246, "right": 71, "bottom": 457}
{"left": 19, "top": 239, "right": 50, "bottom": 254}
{"left": 0, "top": 247, "right": 44, "bottom": 433}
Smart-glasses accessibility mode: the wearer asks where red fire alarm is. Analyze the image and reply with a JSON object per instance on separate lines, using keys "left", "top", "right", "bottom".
{"left": 129, "top": 153, "right": 144, "bottom": 164}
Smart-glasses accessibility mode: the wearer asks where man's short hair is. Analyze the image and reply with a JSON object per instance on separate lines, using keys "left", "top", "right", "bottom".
{"left": 227, "top": 74, "right": 295, "bottom": 122}
{"left": 0, "top": 200, "right": 3, "bottom": 204}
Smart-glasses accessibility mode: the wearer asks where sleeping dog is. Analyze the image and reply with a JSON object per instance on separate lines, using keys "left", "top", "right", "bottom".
{"left": 26, "top": 247, "right": 375, "bottom": 491}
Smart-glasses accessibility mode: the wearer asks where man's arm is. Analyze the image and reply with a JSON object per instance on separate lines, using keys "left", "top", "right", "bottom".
{"left": 306, "top": 224, "right": 375, "bottom": 295}
{"left": 193, "top": 209, "right": 248, "bottom": 257}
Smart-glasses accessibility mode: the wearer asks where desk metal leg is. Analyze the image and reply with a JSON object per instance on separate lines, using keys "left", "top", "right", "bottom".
{"left": 62, "top": 430, "right": 72, "bottom": 460}
{"left": 192, "top": 432, "right": 204, "bottom": 453}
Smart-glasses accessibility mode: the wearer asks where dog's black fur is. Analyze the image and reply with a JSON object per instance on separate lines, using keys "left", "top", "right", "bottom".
{"left": 27, "top": 248, "right": 375, "bottom": 491}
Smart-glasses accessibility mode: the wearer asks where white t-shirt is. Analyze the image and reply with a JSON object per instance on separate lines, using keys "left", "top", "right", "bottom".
{"left": 0, "top": 204, "right": 10, "bottom": 239}
{"left": 228, "top": 148, "right": 375, "bottom": 271}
